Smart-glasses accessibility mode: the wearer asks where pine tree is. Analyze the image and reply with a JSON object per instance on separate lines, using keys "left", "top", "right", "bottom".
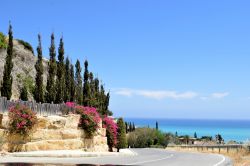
{"left": 20, "top": 84, "right": 28, "bottom": 101}
{"left": 1, "top": 23, "right": 13, "bottom": 100}
{"left": 45, "top": 33, "right": 57, "bottom": 103}
{"left": 75, "top": 60, "right": 83, "bottom": 104}
{"left": 156, "top": 121, "right": 158, "bottom": 130}
{"left": 55, "top": 37, "right": 65, "bottom": 103}
{"left": 83, "top": 60, "right": 90, "bottom": 106}
{"left": 64, "top": 57, "right": 70, "bottom": 102}
{"left": 70, "top": 64, "right": 75, "bottom": 101}
{"left": 116, "top": 118, "right": 127, "bottom": 152}
{"left": 34, "top": 34, "right": 44, "bottom": 103}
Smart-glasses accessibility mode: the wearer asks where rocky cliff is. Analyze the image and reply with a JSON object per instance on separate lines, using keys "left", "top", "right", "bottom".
{"left": 0, "top": 40, "right": 48, "bottom": 100}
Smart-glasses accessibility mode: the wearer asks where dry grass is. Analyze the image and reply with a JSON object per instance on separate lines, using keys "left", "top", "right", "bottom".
{"left": 167, "top": 147, "right": 250, "bottom": 166}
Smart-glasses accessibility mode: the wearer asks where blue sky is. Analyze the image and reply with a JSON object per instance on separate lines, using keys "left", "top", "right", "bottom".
{"left": 1, "top": 0, "right": 250, "bottom": 119}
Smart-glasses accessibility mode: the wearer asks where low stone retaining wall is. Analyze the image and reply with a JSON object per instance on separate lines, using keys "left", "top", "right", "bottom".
{"left": 0, "top": 114, "right": 108, "bottom": 152}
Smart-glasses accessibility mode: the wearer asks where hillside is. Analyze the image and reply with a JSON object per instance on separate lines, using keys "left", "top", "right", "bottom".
{"left": 0, "top": 39, "right": 48, "bottom": 100}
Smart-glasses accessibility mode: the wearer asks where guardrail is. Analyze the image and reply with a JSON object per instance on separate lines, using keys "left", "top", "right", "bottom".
{"left": 167, "top": 144, "right": 248, "bottom": 153}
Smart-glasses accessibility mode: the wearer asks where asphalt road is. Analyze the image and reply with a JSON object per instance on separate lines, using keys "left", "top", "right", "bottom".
{"left": 0, "top": 148, "right": 232, "bottom": 166}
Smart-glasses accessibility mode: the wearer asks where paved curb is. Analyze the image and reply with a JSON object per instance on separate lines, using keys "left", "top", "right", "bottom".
{"left": 7, "top": 149, "right": 137, "bottom": 158}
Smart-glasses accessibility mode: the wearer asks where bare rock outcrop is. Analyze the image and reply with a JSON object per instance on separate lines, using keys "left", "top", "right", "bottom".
{"left": 0, "top": 40, "right": 48, "bottom": 100}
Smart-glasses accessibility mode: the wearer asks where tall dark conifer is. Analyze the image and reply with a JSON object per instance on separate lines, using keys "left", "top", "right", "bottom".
{"left": 34, "top": 34, "right": 44, "bottom": 103}
{"left": 89, "top": 72, "right": 96, "bottom": 107}
{"left": 70, "top": 64, "right": 75, "bottom": 101}
{"left": 64, "top": 57, "right": 70, "bottom": 102}
{"left": 75, "top": 60, "right": 83, "bottom": 104}
{"left": 55, "top": 37, "right": 65, "bottom": 103}
{"left": 20, "top": 84, "right": 28, "bottom": 101}
{"left": 45, "top": 33, "right": 57, "bottom": 103}
{"left": 83, "top": 60, "right": 90, "bottom": 106}
{"left": 1, "top": 23, "right": 13, "bottom": 99}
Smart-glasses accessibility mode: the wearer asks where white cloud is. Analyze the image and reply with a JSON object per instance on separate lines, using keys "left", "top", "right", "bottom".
{"left": 200, "top": 96, "right": 209, "bottom": 101}
{"left": 114, "top": 88, "right": 198, "bottom": 100}
{"left": 114, "top": 89, "right": 133, "bottom": 97}
{"left": 211, "top": 92, "right": 229, "bottom": 99}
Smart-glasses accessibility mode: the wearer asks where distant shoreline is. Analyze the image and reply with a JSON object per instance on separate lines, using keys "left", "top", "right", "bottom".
{"left": 125, "top": 118, "right": 250, "bottom": 142}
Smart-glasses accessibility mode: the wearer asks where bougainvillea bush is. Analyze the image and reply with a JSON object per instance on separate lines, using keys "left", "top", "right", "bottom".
{"left": 103, "top": 116, "right": 118, "bottom": 152}
{"left": 8, "top": 104, "right": 37, "bottom": 136}
{"left": 75, "top": 106, "right": 101, "bottom": 138}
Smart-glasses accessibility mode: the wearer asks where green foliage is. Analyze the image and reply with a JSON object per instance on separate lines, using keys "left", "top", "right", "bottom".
{"left": 116, "top": 118, "right": 127, "bottom": 151}
{"left": 156, "top": 121, "right": 158, "bottom": 130}
{"left": 75, "top": 60, "right": 83, "bottom": 104}
{"left": 20, "top": 85, "right": 28, "bottom": 101}
{"left": 1, "top": 24, "right": 13, "bottom": 99}
{"left": 64, "top": 57, "right": 71, "bottom": 102}
{"left": 70, "top": 64, "right": 75, "bottom": 101}
{"left": 0, "top": 32, "right": 7, "bottom": 49}
{"left": 55, "top": 37, "right": 65, "bottom": 103}
{"left": 34, "top": 34, "right": 44, "bottom": 103}
{"left": 45, "top": 33, "right": 57, "bottom": 103}
{"left": 17, "top": 39, "right": 34, "bottom": 54}
{"left": 194, "top": 132, "right": 197, "bottom": 138}
{"left": 83, "top": 60, "right": 90, "bottom": 106}
{"left": 17, "top": 73, "right": 35, "bottom": 97}
{"left": 127, "top": 128, "right": 170, "bottom": 148}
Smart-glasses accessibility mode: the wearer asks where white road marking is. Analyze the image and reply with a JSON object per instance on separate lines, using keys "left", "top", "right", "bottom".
{"left": 213, "top": 155, "right": 226, "bottom": 166}
{"left": 127, "top": 154, "right": 174, "bottom": 165}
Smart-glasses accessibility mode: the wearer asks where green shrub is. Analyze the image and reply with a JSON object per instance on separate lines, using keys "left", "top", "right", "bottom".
{"left": 17, "top": 74, "right": 35, "bottom": 96}
{"left": 17, "top": 39, "right": 34, "bottom": 54}
{"left": 116, "top": 118, "right": 127, "bottom": 151}
{"left": 0, "top": 32, "right": 7, "bottom": 49}
{"left": 127, "top": 127, "right": 170, "bottom": 148}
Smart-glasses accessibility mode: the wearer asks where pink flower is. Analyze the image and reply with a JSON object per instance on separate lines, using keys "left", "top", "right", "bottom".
{"left": 65, "top": 102, "right": 75, "bottom": 108}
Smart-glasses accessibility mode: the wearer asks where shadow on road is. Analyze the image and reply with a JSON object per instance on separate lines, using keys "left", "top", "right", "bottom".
{"left": 1, "top": 163, "right": 130, "bottom": 166}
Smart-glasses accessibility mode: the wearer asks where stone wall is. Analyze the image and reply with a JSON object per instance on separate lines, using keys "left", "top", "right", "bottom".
{"left": 0, "top": 114, "right": 108, "bottom": 152}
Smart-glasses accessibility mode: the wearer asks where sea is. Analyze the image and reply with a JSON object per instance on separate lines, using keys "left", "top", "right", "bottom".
{"left": 125, "top": 118, "right": 250, "bottom": 143}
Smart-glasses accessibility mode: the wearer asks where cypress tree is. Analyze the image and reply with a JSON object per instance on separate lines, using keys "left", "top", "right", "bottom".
{"left": 75, "top": 60, "right": 83, "bottom": 104}
{"left": 45, "top": 33, "right": 57, "bottom": 103}
{"left": 83, "top": 60, "right": 90, "bottom": 106}
{"left": 34, "top": 34, "right": 44, "bottom": 103}
{"left": 129, "top": 122, "right": 132, "bottom": 132}
{"left": 89, "top": 72, "right": 96, "bottom": 107}
{"left": 125, "top": 122, "right": 128, "bottom": 133}
{"left": 156, "top": 121, "right": 158, "bottom": 130}
{"left": 64, "top": 57, "right": 70, "bottom": 102}
{"left": 98, "top": 85, "right": 106, "bottom": 115}
{"left": 1, "top": 23, "right": 13, "bottom": 100}
{"left": 55, "top": 37, "right": 65, "bottom": 103}
{"left": 194, "top": 132, "right": 197, "bottom": 139}
{"left": 70, "top": 64, "right": 75, "bottom": 101}
{"left": 116, "top": 118, "right": 127, "bottom": 152}
{"left": 20, "top": 84, "right": 28, "bottom": 101}
{"left": 105, "top": 92, "right": 111, "bottom": 115}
